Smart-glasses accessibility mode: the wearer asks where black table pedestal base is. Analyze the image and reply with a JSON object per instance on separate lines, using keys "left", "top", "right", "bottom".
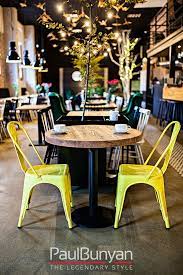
{"left": 72, "top": 206, "right": 115, "bottom": 228}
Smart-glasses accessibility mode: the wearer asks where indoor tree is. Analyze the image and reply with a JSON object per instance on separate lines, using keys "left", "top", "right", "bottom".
{"left": 103, "top": 30, "right": 139, "bottom": 104}
{"left": 69, "top": 38, "right": 104, "bottom": 91}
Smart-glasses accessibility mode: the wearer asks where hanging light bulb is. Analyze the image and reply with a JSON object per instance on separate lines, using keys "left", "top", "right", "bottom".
{"left": 64, "top": 46, "right": 69, "bottom": 51}
{"left": 6, "top": 41, "right": 21, "bottom": 63}
{"left": 57, "top": 4, "right": 64, "bottom": 13}
{"left": 61, "top": 31, "right": 66, "bottom": 38}
{"left": 104, "top": 52, "right": 108, "bottom": 57}
{"left": 107, "top": 11, "right": 113, "bottom": 19}
{"left": 67, "top": 16, "right": 71, "bottom": 22}
{"left": 84, "top": 20, "right": 90, "bottom": 27}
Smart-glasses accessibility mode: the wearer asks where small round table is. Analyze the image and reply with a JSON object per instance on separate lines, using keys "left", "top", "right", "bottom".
{"left": 45, "top": 125, "right": 142, "bottom": 228}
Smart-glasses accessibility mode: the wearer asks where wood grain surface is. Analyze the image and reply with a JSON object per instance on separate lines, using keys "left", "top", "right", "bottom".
{"left": 83, "top": 103, "right": 117, "bottom": 110}
{"left": 16, "top": 104, "right": 50, "bottom": 111}
{"left": 163, "top": 86, "right": 183, "bottom": 102}
{"left": 85, "top": 100, "right": 107, "bottom": 105}
{"left": 45, "top": 125, "right": 142, "bottom": 149}
{"left": 67, "top": 111, "right": 111, "bottom": 117}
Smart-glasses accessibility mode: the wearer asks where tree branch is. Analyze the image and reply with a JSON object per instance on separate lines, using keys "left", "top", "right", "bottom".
{"left": 108, "top": 50, "right": 120, "bottom": 67}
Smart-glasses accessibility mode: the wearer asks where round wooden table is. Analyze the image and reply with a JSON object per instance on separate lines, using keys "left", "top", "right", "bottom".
{"left": 81, "top": 102, "right": 117, "bottom": 111}
{"left": 85, "top": 100, "right": 107, "bottom": 106}
{"left": 45, "top": 125, "right": 142, "bottom": 228}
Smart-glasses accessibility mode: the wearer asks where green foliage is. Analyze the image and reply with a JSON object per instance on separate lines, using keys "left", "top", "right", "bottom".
{"left": 69, "top": 39, "right": 104, "bottom": 88}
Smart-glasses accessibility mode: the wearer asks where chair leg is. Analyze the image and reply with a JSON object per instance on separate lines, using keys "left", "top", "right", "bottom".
{"left": 67, "top": 173, "right": 73, "bottom": 208}
{"left": 114, "top": 185, "right": 127, "bottom": 229}
{"left": 159, "top": 188, "right": 170, "bottom": 229}
{"left": 137, "top": 144, "right": 144, "bottom": 164}
{"left": 108, "top": 148, "right": 114, "bottom": 168}
{"left": 112, "top": 146, "right": 121, "bottom": 171}
{"left": 157, "top": 187, "right": 170, "bottom": 229}
{"left": 126, "top": 146, "right": 129, "bottom": 164}
{"left": 116, "top": 147, "right": 121, "bottom": 170}
{"left": 27, "top": 187, "right": 34, "bottom": 210}
{"left": 112, "top": 147, "right": 118, "bottom": 170}
{"left": 44, "top": 144, "right": 55, "bottom": 164}
{"left": 121, "top": 146, "right": 124, "bottom": 163}
{"left": 18, "top": 181, "right": 32, "bottom": 228}
{"left": 59, "top": 179, "right": 73, "bottom": 229}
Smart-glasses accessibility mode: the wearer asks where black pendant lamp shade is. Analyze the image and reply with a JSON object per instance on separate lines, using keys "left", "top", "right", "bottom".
{"left": 33, "top": 53, "right": 41, "bottom": 70}
{"left": 6, "top": 41, "right": 21, "bottom": 63}
{"left": 23, "top": 50, "right": 31, "bottom": 66}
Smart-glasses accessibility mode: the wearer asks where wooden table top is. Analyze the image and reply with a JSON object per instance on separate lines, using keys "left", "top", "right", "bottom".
{"left": 67, "top": 111, "right": 110, "bottom": 117}
{"left": 84, "top": 103, "right": 117, "bottom": 110}
{"left": 86, "top": 100, "right": 107, "bottom": 105}
{"left": 45, "top": 125, "right": 142, "bottom": 149}
{"left": 16, "top": 104, "right": 50, "bottom": 111}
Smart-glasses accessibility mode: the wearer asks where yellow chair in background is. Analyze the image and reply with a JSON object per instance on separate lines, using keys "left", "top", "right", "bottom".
{"left": 7, "top": 121, "right": 73, "bottom": 229}
{"left": 114, "top": 121, "right": 181, "bottom": 229}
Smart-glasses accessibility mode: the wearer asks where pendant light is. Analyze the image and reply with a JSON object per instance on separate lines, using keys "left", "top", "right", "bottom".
{"left": 20, "top": 50, "right": 32, "bottom": 68}
{"left": 6, "top": 41, "right": 21, "bottom": 64}
{"left": 33, "top": 52, "right": 42, "bottom": 70}
{"left": 6, "top": 9, "right": 21, "bottom": 64}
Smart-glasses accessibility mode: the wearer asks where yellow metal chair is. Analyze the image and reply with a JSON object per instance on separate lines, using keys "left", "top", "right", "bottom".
{"left": 114, "top": 121, "right": 181, "bottom": 229}
{"left": 7, "top": 121, "right": 73, "bottom": 229}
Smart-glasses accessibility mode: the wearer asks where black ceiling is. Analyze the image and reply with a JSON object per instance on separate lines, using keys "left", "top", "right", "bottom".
{"left": 0, "top": 0, "right": 161, "bottom": 88}
{"left": 0, "top": 0, "right": 160, "bottom": 36}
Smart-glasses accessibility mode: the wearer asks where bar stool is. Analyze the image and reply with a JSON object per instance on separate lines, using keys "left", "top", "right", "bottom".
{"left": 156, "top": 99, "right": 167, "bottom": 126}
{"left": 165, "top": 100, "right": 175, "bottom": 124}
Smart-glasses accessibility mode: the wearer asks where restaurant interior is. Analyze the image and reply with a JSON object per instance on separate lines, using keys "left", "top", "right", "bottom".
{"left": 0, "top": 0, "right": 183, "bottom": 274}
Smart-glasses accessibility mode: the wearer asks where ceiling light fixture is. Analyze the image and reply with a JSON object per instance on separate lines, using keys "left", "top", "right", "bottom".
{"left": 33, "top": 53, "right": 41, "bottom": 70}
{"left": 57, "top": 4, "right": 63, "bottom": 13}
{"left": 107, "top": 11, "right": 113, "bottom": 19}
{"left": 6, "top": 41, "right": 21, "bottom": 64}
{"left": 20, "top": 50, "right": 32, "bottom": 68}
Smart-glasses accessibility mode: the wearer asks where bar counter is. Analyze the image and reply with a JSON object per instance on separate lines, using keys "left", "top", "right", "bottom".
{"left": 163, "top": 86, "right": 183, "bottom": 102}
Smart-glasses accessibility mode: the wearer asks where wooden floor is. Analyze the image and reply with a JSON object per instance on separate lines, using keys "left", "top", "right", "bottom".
{"left": 0, "top": 119, "right": 183, "bottom": 274}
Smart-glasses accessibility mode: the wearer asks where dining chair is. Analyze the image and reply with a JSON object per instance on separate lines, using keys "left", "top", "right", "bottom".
{"left": 0, "top": 103, "right": 8, "bottom": 142}
{"left": 38, "top": 107, "right": 58, "bottom": 164}
{"left": 127, "top": 107, "right": 151, "bottom": 164}
{"left": 110, "top": 107, "right": 150, "bottom": 170}
{"left": 107, "top": 106, "right": 139, "bottom": 170}
{"left": 48, "top": 92, "right": 66, "bottom": 123}
{"left": 122, "top": 92, "right": 143, "bottom": 116}
{"left": 7, "top": 121, "right": 73, "bottom": 229}
{"left": 116, "top": 96, "right": 124, "bottom": 112}
{"left": 114, "top": 121, "right": 181, "bottom": 229}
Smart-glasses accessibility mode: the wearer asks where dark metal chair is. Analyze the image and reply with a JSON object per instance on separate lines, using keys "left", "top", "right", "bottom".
{"left": 38, "top": 106, "right": 57, "bottom": 164}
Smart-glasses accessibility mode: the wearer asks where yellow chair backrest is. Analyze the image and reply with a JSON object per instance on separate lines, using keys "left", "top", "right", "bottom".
{"left": 7, "top": 121, "right": 44, "bottom": 177}
{"left": 145, "top": 121, "right": 181, "bottom": 179}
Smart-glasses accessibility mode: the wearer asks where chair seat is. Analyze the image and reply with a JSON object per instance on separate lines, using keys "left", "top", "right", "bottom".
{"left": 26, "top": 164, "right": 69, "bottom": 176}
{"left": 119, "top": 164, "right": 162, "bottom": 178}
